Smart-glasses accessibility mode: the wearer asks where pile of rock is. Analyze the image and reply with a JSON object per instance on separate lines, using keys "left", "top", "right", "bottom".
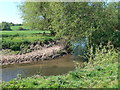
{"left": 19, "top": 40, "right": 60, "bottom": 54}
{"left": 1, "top": 45, "right": 67, "bottom": 65}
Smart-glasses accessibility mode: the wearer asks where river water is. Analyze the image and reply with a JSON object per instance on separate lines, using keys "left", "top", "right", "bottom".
{"left": 1, "top": 55, "right": 84, "bottom": 82}
{"left": 1, "top": 39, "right": 87, "bottom": 82}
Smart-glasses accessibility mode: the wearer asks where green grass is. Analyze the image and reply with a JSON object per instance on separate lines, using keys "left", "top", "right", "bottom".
{"left": 1, "top": 30, "right": 50, "bottom": 36}
{"left": 1, "top": 45, "right": 119, "bottom": 88}
{"left": 11, "top": 26, "right": 30, "bottom": 30}
{"left": 1, "top": 30, "right": 54, "bottom": 52}
{"left": 3, "top": 35, "right": 54, "bottom": 43}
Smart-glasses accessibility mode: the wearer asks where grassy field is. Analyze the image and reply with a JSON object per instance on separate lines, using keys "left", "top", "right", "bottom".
{"left": 1, "top": 45, "right": 119, "bottom": 88}
{"left": 11, "top": 26, "right": 30, "bottom": 30}
{"left": 1, "top": 30, "right": 54, "bottom": 54}
{"left": 1, "top": 30, "right": 50, "bottom": 36}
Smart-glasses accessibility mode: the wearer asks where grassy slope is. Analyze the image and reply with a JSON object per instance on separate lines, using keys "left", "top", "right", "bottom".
{"left": 1, "top": 46, "right": 119, "bottom": 88}
{"left": 2, "top": 30, "right": 52, "bottom": 43}
{"left": 1, "top": 30, "right": 54, "bottom": 54}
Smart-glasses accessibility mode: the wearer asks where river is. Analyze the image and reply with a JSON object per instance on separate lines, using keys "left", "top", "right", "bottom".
{"left": 1, "top": 38, "right": 87, "bottom": 82}
{"left": 1, "top": 54, "right": 84, "bottom": 82}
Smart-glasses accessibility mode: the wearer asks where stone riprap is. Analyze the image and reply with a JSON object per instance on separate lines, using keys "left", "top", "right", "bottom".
{"left": 0, "top": 45, "right": 67, "bottom": 65}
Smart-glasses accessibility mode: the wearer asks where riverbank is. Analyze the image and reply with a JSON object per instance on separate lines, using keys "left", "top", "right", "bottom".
{"left": 1, "top": 54, "right": 77, "bottom": 82}
{"left": 1, "top": 46, "right": 119, "bottom": 88}
{"left": 0, "top": 43, "right": 67, "bottom": 65}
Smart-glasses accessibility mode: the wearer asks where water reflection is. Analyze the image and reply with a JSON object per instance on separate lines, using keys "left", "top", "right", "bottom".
{"left": 72, "top": 38, "right": 88, "bottom": 56}
{"left": 1, "top": 55, "right": 83, "bottom": 82}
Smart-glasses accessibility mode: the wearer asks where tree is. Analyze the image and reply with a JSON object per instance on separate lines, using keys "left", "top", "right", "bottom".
{"left": 90, "top": 2, "right": 118, "bottom": 46}
{"left": 0, "top": 22, "right": 11, "bottom": 30}
{"left": 19, "top": 2, "right": 118, "bottom": 45}
{"left": 19, "top": 2, "right": 52, "bottom": 30}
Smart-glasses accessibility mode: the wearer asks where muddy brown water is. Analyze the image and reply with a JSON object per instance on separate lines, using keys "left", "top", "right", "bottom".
{"left": 0, "top": 55, "right": 84, "bottom": 82}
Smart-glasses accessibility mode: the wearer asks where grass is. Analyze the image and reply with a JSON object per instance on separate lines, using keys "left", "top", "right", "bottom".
{"left": 1, "top": 30, "right": 54, "bottom": 53}
{"left": 1, "top": 45, "right": 119, "bottom": 88}
{"left": 3, "top": 35, "right": 53, "bottom": 42}
{"left": 11, "top": 26, "right": 30, "bottom": 30}
{"left": 1, "top": 30, "right": 50, "bottom": 36}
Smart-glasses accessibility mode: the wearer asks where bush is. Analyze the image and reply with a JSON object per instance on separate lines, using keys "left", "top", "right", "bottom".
{"left": 50, "top": 30, "right": 56, "bottom": 36}
{"left": 9, "top": 42, "right": 21, "bottom": 51}
{"left": 18, "top": 27, "right": 25, "bottom": 30}
{"left": 91, "top": 30, "right": 120, "bottom": 47}
{"left": 42, "top": 32, "right": 46, "bottom": 36}
{"left": 0, "top": 22, "right": 12, "bottom": 31}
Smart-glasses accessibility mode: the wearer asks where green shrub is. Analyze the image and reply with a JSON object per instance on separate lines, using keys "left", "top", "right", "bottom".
{"left": 10, "top": 42, "right": 21, "bottom": 51}
{"left": 18, "top": 27, "right": 25, "bottom": 30}
{"left": 91, "top": 30, "right": 120, "bottom": 47}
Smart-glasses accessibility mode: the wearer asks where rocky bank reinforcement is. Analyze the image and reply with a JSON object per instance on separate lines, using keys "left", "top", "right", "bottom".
{"left": 0, "top": 45, "right": 67, "bottom": 65}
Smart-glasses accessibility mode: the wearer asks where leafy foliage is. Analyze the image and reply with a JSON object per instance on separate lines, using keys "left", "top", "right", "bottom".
{"left": 19, "top": 2, "right": 118, "bottom": 41}
{"left": 0, "top": 22, "right": 11, "bottom": 31}
{"left": 91, "top": 30, "right": 120, "bottom": 47}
